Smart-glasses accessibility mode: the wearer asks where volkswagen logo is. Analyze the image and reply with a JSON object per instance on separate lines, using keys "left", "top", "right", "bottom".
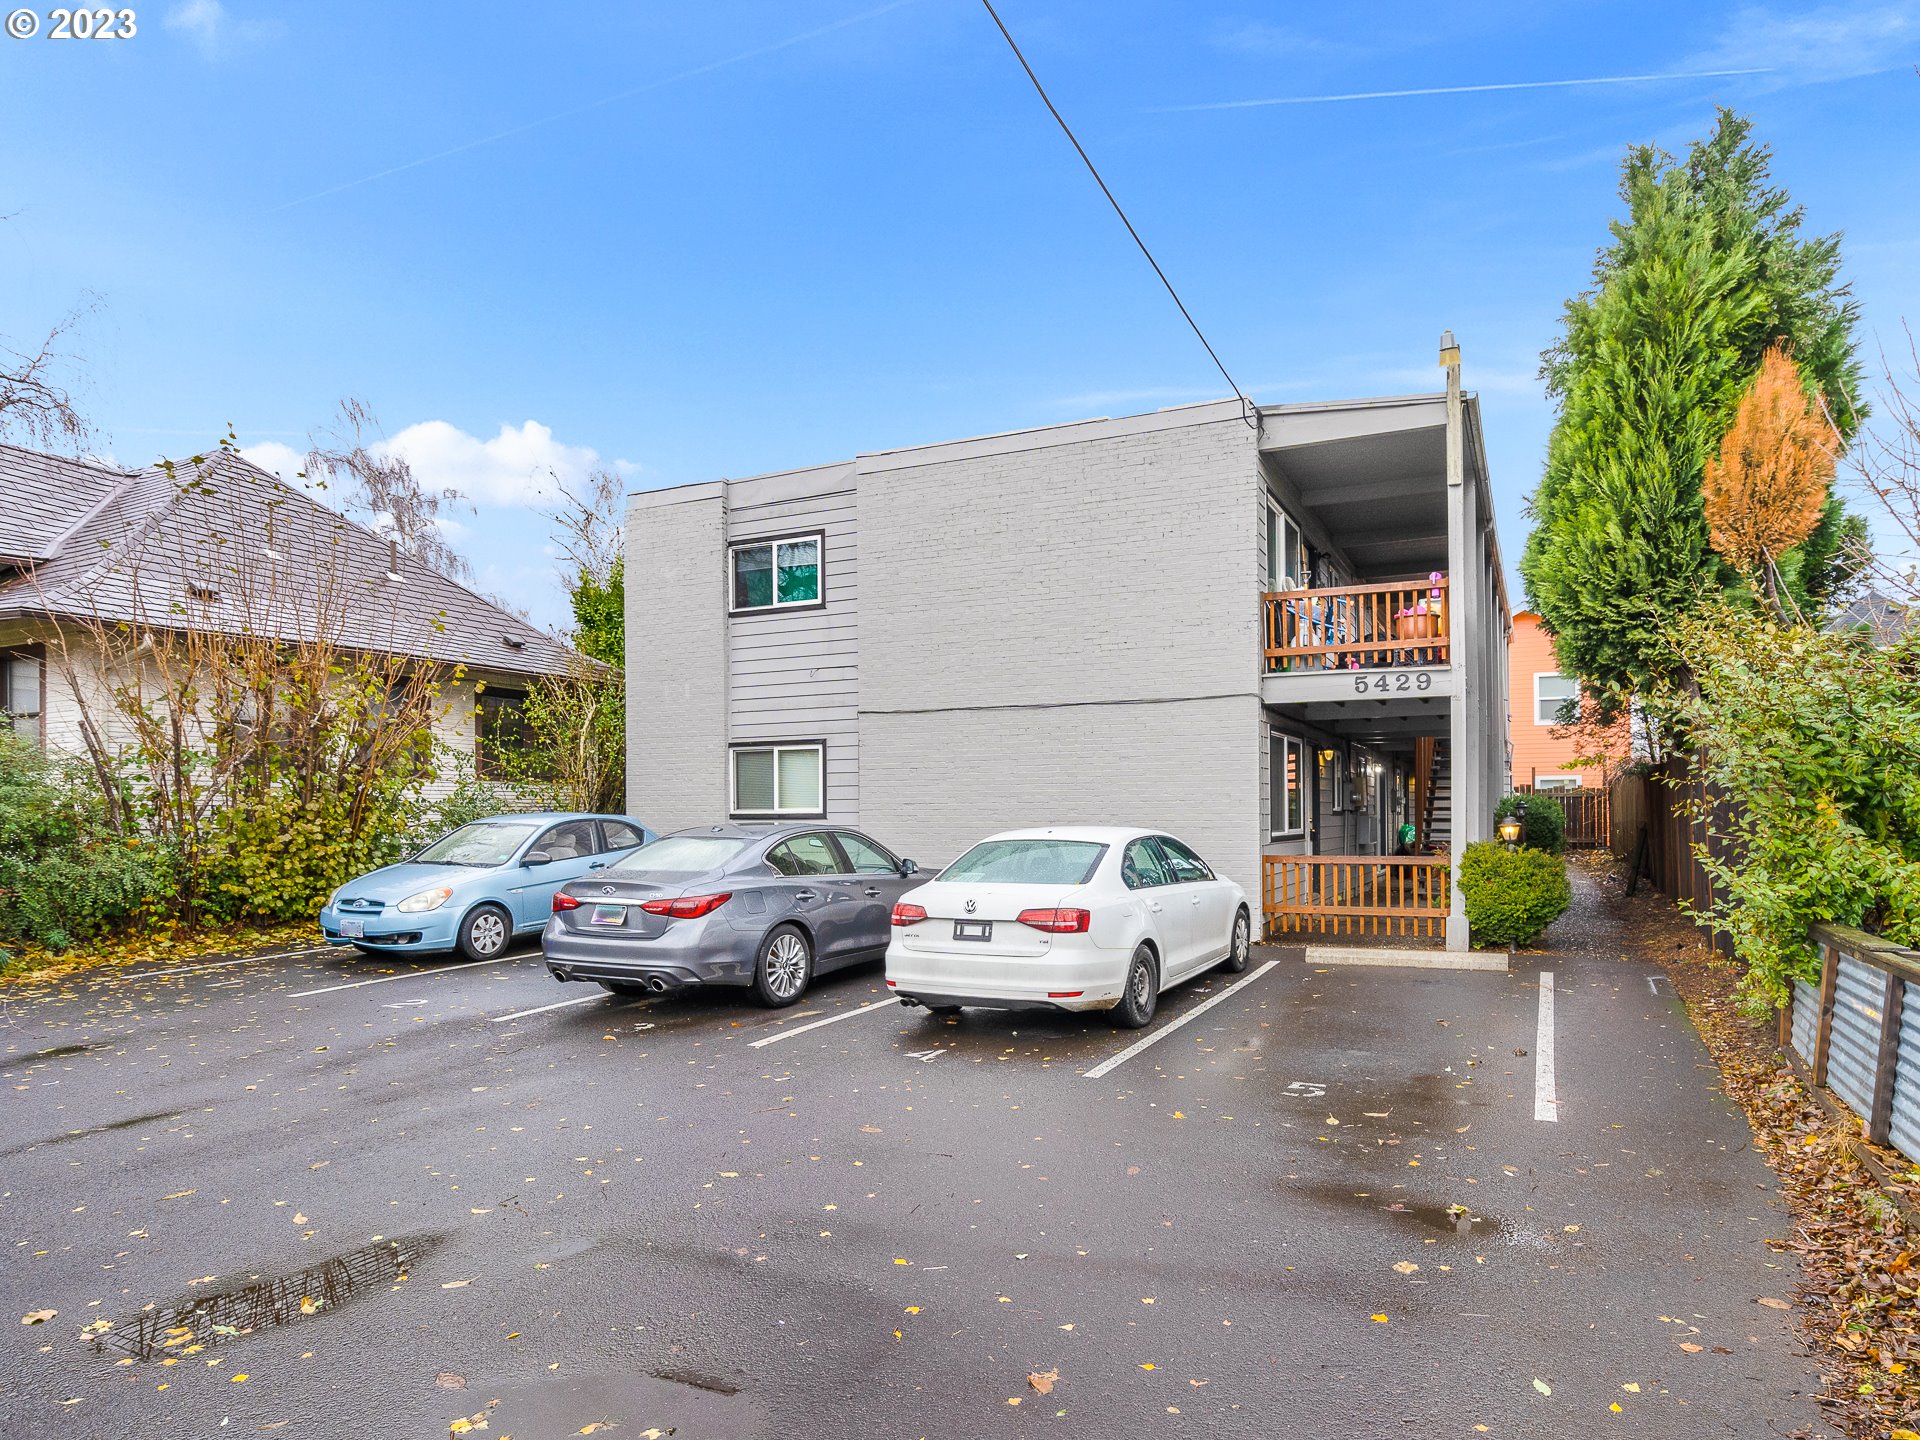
{"left": 964, "top": 898, "right": 977, "bottom": 914}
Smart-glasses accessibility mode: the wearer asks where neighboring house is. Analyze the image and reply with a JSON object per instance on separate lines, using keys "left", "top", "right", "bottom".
{"left": 627, "top": 339, "right": 1511, "bottom": 949}
{"left": 1507, "top": 610, "right": 1626, "bottom": 790}
{"left": 0, "top": 442, "right": 579, "bottom": 795}
{"left": 1826, "top": 592, "right": 1916, "bottom": 648}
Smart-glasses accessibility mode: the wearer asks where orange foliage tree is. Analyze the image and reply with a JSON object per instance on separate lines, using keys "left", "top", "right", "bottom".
{"left": 1702, "top": 343, "right": 1838, "bottom": 612}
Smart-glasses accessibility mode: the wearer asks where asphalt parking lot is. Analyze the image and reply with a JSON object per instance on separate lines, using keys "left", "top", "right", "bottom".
{"left": 0, "top": 917, "right": 1834, "bottom": 1439}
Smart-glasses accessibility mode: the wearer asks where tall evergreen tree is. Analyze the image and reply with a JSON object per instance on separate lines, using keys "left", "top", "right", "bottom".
{"left": 1522, "top": 110, "right": 1866, "bottom": 702}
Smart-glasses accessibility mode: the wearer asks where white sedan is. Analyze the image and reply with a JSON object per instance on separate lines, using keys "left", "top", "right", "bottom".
{"left": 884, "top": 826, "right": 1251, "bottom": 1028}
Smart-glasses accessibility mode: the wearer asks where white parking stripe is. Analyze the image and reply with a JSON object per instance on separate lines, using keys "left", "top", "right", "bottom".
{"left": 490, "top": 994, "right": 608, "bottom": 1024}
{"left": 288, "top": 956, "right": 515, "bottom": 997}
{"left": 122, "top": 945, "right": 336, "bottom": 981}
{"left": 1535, "top": 970, "right": 1559, "bottom": 1122}
{"left": 747, "top": 998, "right": 895, "bottom": 1048}
{"left": 1082, "top": 960, "right": 1278, "bottom": 1080}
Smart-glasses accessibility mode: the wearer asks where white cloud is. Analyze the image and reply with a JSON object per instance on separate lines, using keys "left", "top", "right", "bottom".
{"left": 1692, "top": 2, "right": 1920, "bottom": 82}
{"left": 238, "top": 439, "right": 304, "bottom": 481}
{"left": 164, "top": 0, "right": 284, "bottom": 59}
{"left": 377, "top": 419, "right": 634, "bottom": 509}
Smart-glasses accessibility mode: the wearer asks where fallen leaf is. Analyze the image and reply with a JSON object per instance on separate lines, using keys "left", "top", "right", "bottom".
{"left": 292, "top": 1213, "right": 308, "bottom": 1225}
{"left": 436, "top": 1372, "right": 466, "bottom": 1389}
{"left": 441, "top": 1279, "right": 472, "bottom": 1289}
{"left": 1622, "top": 1382, "right": 1641, "bottom": 1393}
{"left": 1392, "top": 1261, "right": 1420, "bottom": 1275}
{"left": 21, "top": 1310, "right": 56, "bottom": 1326}
{"left": 1610, "top": 1402, "right": 1623, "bottom": 1412}
{"left": 1677, "top": 1342, "right": 1704, "bottom": 1354}
{"left": 1755, "top": 1297, "right": 1790, "bottom": 1310}
{"left": 1028, "top": 1368, "right": 1059, "bottom": 1395}
{"left": 1005, "top": 1397, "right": 1021, "bottom": 1407}
{"left": 1532, "top": 1377, "right": 1551, "bottom": 1395}
{"left": 1371, "top": 1314, "right": 1389, "bottom": 1324}
{"left": 230, "top": 1374, "right": 249, "bottom": 1383}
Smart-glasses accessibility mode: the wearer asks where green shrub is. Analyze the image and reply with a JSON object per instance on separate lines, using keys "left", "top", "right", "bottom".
{"left": 1494, "top": 792, "right": 1567, "bottom": 855}
{"left": 1458, "top": 841, "right": 1572, "bottom": 947}
{"left": 0, "top": 733, "right": 168, "bottom": 947}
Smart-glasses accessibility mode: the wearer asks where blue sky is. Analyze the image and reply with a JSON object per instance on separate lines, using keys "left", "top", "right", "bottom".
{"left": 4, "top": 1, "right": 1917, "bottom": 630}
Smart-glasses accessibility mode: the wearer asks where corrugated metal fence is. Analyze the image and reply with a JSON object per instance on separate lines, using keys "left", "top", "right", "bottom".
{"left": 1784, "top": 923, "right": 1920, "bottom": 1163}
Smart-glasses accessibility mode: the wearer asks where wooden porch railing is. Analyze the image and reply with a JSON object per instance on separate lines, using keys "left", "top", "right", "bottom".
{"left": 1262, "top": 855, "right": 1451, "bottom": 940}
{"left": 1263, "top": 577, "right": 1448, "bottom": 672}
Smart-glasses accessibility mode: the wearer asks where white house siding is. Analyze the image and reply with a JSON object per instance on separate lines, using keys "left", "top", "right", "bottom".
{"left": 626, "top": 483, "right": 730, "bottom": 830}
{"left": 724, "top": 465, "right": 859, "bottom": 822}
{"left": 856, "top": 404, "right": 1266, "bottom": 902}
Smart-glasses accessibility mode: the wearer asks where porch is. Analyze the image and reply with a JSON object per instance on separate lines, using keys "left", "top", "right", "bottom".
{"left": 1263, "top": 853, "right": 1451, "bottom": 940}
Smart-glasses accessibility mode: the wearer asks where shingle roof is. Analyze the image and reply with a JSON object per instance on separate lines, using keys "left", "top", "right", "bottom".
{"left": 1827, "top": 592, "right": 1916, "bottom": 648}
{"left": 0, "top": 442, "right": 580, "bottom": 679}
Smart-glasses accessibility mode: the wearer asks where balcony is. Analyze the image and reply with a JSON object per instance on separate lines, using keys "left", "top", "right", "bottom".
{"left": 1263, "top": 577, "right": 1449, "bottom": 674}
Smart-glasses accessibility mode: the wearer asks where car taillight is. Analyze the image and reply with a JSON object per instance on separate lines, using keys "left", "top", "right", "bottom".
{"left": 552, "top": 893, "right": 581, "bottom": 912}
{"left": 1016, "top": 907, "right": 1091, "bottom": 934}
{"left": 891, "top": 902, "right": 927, "bottom": 927}
{"left": 638, "top": 891, "right": 732, "bottom": 919}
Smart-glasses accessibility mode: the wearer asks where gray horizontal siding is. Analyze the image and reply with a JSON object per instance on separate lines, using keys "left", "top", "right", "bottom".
{"left": 726, "top": 488, "right": 858, "bottom": 820}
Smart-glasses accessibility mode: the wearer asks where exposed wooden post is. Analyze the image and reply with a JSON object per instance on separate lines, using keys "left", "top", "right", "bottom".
{"left": 1869, "top": 966, "right": 1904, "bottom": 1147}
{"left": 1811, "top": 938, "right": 1840, "bottom": 1089}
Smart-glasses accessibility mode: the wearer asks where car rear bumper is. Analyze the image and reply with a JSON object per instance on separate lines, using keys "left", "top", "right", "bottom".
{"left": 884, "top": 938, "right": 1129, "bottom": 1012}
{"left": 540, "top": 915, "right": 753, "bottom": 988}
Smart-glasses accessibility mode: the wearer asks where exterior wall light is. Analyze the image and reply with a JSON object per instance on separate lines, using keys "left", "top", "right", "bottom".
{"left": 1497, "top": 817, "right": 1524, "bottom": 848}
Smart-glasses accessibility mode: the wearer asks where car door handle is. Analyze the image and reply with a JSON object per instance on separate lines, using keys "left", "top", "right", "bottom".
{"left": 1190, "top": 894, "right": 1202, "bottom": 905}
{"left": 794, "top": 890, "right": 816, "bottom": 902}
{"left": 863, "top": 887, "right": 882, "bottom": 899}
{"left": 1146, "top": 900, "right": 1163, "bottom": 913}
{"left": 588, "top": 861, "right": 608, "bottom": 870}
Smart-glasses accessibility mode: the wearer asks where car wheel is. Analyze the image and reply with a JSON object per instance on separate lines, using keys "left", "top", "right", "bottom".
{"left": 599, "top": 980, "right": 650, "bottom": 998}
{"left": 1221, "top": 908, "right": 1252, "bottom": 974}
{"left": 1113, "top": 944, "right": 1159, "bottom": 1029}
{"left": 457, "top": 903, "right": 512, "bottom": 961}
{"left": 753, "top": 925, "right": 813, "bottom": 1008}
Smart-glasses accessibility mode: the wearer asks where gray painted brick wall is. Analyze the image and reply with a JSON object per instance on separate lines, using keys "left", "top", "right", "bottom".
{"left": 626, "top": 487, "right": 729, "bottom": 830}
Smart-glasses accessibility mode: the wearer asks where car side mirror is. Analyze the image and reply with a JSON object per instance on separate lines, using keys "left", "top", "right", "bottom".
{"left": 899, "top": 859, "right": 918, "bottom": 877}
{"left": 523, "top": 850, "right": 552, "bottom": 866}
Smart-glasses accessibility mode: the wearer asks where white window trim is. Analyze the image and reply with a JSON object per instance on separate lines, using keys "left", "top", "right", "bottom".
{"left": 1534, "top": 775, "right": 1583, "bottom": 791}
{"left": 1265, "top": 498, "right": 1305, "bottom": 593}
{"left": 730, "top": 742, "right": 826, "bottom": 819}
{"left": 1534, "top": 672, "right": 1578, "bottom": 727}
{"left": 1270, "top": 732, "right": 1306, "bottom": 839}
{"left": 729, "top": 531, "right": 825, "bottom": 614}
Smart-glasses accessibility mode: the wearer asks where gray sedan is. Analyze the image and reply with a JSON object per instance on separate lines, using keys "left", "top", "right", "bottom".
{"left": 541, "top": 823, "right": 924, "bottom": 1006}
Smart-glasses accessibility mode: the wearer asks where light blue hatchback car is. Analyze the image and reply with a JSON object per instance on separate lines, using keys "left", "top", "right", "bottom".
{"left": 319, "top": 813, "right": 656, "bottom": 961}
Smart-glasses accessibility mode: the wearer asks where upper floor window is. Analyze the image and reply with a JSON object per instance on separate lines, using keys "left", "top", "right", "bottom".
{"left": 1264, "top": 500, "right": 1305, "bottom": 592}
{"left": 2, "top": 649, "right": 44, "bottom": 744}
{"left": 731, "top": 533, "right": 823, "bottom": 612}
{"left": 1534, "top": 672, "right": 1579, "bottom": 727}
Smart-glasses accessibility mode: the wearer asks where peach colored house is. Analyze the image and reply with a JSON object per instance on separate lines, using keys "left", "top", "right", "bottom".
{"left": 1508, "top": 610, "right": 1623, "bottom": 790}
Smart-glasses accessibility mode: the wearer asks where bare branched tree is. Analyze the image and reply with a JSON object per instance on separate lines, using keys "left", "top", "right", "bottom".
{"left": 1849, "top": 325, "right": 1920, "bottom": 609}
{"left": 0, "top": 299, "right": 94, "bottom": 451}
{"left": 304, "top": 397, "right": 472, "bottom": 581}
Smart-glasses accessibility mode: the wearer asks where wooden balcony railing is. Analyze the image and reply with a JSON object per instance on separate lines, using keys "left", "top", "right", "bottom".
{"left": 1263, "top": 577, "right": 1448, "bottom": 672}
{"left": 1262, "top": 855, "right": 1451, "bottom": 939}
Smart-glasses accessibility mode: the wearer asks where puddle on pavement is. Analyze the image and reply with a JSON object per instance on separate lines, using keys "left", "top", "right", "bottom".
{"left": 0, "top": 1108, "right": 181, "bottom": 1158}
{"left": 474, "top": 1369, "right": 759, "bottom": 1440}
{"left": 1284, "top": 1180, "right": 1503, "bottom": 1239}
{"left": 95, "top": 1231, "right": 449, "bottom": 1361}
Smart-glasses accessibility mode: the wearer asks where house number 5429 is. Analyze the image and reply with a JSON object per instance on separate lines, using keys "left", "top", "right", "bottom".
{"left": 1353, "top": 672, "right": 1433, "bottom": 694}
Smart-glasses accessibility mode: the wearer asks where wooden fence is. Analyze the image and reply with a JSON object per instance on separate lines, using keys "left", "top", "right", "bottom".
{"left": 1606, "top": 756, "right": 1736, "bottom": 957}
{"left": 1515, "top": 785, "right": 1610, "bottom": 848}
{"left": 1262, "top": 855, "right": 1451, "bottom": 940}
{"left": 1784, "top": 924, "right": 1920, "bottom": 1164}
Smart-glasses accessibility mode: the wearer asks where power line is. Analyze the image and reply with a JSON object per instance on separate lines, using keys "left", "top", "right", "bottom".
{"left": 977, "top": 0, "right": 1253, "bottom": 425}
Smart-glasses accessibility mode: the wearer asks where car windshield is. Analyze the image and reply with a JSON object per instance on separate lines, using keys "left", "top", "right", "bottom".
{"left": 413, "top": 821, "right": 541, "bottom": 867}
{"left": 608, "top": 834, "right": 750, "bottom": 877}
{"left": 941, "top": 839, "right": 1108, "bottom": 885}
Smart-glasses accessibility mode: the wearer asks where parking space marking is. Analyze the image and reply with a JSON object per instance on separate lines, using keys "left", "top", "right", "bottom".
{"left": 288, "top": 956, "right": 515, "bottom": 998}
{"left": 1082, "top": 960, "right": 1278, "bottom": 1080}
{"left": 490, "top": 994, "right": 608, "bottom": 1024}
{"left": 122, "top": 946, "right": 336, "bottom": 981}
{"left": 747, "top": 998, "right": 895, "bottom": 1048}
{"left": 1535, "top": 970, "right": 1559, "bottom": 1122}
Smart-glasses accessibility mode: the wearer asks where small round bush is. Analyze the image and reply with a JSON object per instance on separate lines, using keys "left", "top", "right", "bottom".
{"left": 1494, "top": 792, "right": 1567, "bottom": 855}
{"left": 1458, "top": 841, "right": 1571, "bottom": 947}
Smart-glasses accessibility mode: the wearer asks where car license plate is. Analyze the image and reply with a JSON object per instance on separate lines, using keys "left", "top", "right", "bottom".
{"left": 953, "top": 920, "right": 992, "bottom": 942}
{"left": 340, "top": 918, "right": 365, "bottom": 938}
{"left": 590, "top": 904, "right": 628, "bottom": 927}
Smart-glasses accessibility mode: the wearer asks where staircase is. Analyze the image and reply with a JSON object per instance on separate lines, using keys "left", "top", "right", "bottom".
{"left": 1419, "top": 743, "right": 1452, "bottom": 848}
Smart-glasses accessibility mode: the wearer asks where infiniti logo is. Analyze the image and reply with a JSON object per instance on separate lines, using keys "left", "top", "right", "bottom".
{"left": 601, "top": 886, "right": 616, "bottom": 895}
{"left": 964, "top": 898, "right": 977, "bottom": 914}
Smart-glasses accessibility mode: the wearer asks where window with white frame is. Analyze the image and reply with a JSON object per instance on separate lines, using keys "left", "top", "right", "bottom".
{"left": 1534, "top": 672, "right": 1579, "bottom": 727}
{"left": 1, "top": 649, "right": 43, "bottom": 743}
{"left": 1535, "top": 775, "right": 1583, "bottom": 791}
{"left": 731, "top": 533, "right": 823, "bottom": 612}
{"left": 1264, "top": 499, "right": 1306, "bottom": 592}
{"left": 731, "top": 743, "right": 825, "bottom": 818}
{"left": 1269, "top": 733, "right": 1305, "bottom": 837}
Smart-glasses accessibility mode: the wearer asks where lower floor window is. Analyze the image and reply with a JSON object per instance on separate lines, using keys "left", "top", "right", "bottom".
{"left": 1270, "top": 732, "right": 1305, "bottom": 838}
{"left": 732, "top": 743, "right": 824, "bottom": 817}
{"left": 475, "top": 689, "right": 535, "bottom": 779}
{"left": 1, "top": 649, "right": 43, "bottom": 743}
